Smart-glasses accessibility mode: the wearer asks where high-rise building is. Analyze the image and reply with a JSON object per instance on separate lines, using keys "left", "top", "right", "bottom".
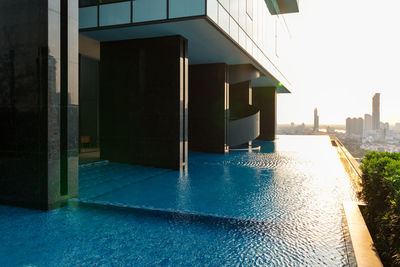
{"left": 313, "top": 108, "right": 319, "bottom": 132}
{"left": 364, "top": 114, "right": 372, "bottom": 131}
{"left": 383, "top": 122, "right": 390, "bottom": 137}
{"left": 346, "top": 118, "right": 351, "bottom": 134}
{"left": 372, "top": 93, "right": 380, "bottom": 130}
{"left": 346, "top": 117, "right": 363, "bottom": 137}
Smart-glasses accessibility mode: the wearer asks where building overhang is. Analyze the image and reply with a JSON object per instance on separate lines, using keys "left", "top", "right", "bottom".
{"left": 80, "top": 17, "right": 292, "bottom": 93}
{"left": 265, "top": 0, "right": 299, "bottom": 15}
{"left": 251, "top": 76, "right": 291, "bottom": 93}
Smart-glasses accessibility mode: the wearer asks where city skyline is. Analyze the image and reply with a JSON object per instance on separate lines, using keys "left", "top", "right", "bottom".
{"left": 276, "top": 0, "right": 400, "bottom": 125}
{"left": 281, "top": 92, "right": 397, "bottom": 128}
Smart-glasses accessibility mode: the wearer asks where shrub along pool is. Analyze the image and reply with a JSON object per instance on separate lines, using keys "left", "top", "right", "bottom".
{"left": 359, "top": 151, "right": 400, "bottom": 266}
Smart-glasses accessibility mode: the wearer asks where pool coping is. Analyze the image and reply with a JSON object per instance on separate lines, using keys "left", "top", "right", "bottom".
{"left": 330, "top": 137, "right": 383, "bottom": 267}
{"left": 331, "top": 137, "right": 363, "bottom": 195}
{"left": 343, "top": 201, "right": 383, "bottom": 267}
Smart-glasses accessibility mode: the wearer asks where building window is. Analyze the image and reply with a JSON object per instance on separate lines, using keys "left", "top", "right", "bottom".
{"left": 246, "top": 0, "right": 253, "bottom": 19}
{"left": 79, "top": 0, "right": 98, "bottom": 7}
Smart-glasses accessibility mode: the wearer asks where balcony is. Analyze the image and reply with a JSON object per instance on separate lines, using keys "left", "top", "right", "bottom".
{"left": 228, "top": 105, "right": 260, "bottom": 147}
{"left": 265, "top": 0, "right": 299, "bottom": 15}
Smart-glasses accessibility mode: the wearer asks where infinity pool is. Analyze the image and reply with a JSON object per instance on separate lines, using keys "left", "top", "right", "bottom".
{"left": 0, "top": 135, "right": 356, "bottom": 266}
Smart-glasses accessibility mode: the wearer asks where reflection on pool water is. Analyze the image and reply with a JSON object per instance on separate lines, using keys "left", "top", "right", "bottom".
{"left": 0, "top": 135, "right": 356, "bottom": 266}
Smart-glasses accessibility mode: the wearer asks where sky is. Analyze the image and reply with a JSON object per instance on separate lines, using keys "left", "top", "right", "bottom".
{"left": 277, "top": 0, "right": 400, "bottom": 125}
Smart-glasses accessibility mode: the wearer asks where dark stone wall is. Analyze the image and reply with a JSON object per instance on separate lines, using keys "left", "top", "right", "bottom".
{"left": 0, "top": 0, "right": 79, "bottom": 209}
{"left": 79, "top": 55, "right": 99, "bottom": 148}
{"left": 188, "top": 63, "right": 229, "bottom": 153}
{"left": 100, "top": 36, "right": 188, "bottom": 170}
{"left": 229, "top": 81, "right": 250, "bottom": 118}
{"left": 253, "top": 87, "right": 277, "bottom": 141}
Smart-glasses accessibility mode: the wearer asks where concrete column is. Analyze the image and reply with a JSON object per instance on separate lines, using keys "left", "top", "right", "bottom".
{"left": 188, "top": 63, "right": 229, "bottom": 153}
{"left": 0, "top": 0, "right": 79, "bottom": 209}
{"left": 230, "top": 81, "right": 251, "bottom": 114}
{"left": 99, "top": 36, "right": 188, "bottom": 170}
{"left": 252, "top": 87, "right": 277, "bottom": 141}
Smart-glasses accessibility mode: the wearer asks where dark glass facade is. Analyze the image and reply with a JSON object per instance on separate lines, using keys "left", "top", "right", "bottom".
{"left": 0, "top": 0, "right": 79, "bottom": 209}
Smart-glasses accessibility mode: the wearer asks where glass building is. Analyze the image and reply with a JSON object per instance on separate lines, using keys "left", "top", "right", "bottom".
{"left": 0, "top": 0, "right": 299, "bottom": 209}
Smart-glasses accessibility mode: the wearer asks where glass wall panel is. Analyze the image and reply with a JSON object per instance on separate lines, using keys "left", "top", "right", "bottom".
{"left": 219, "top": 0, "right": 229, "bottom": 11}
{"left": 246, "top": 35, "right": 252, "bottom": 55}
{"left": 205, "top": 0, "right": 292, "bottom": 82}
{"left": 238, "top": 0, "right": 246, "bottom": 26}
{"left": 133, "top": 0, "right": 167, "bottom": 23}
{"left": 229, "top": 17, "right": 238, "bottom": 42}
{"left": 239, "top": 27, "right": 246, "bottom": 48}
{"left": 169, "top": 0, "right": 205, "bottom": 19}
{"left": 218, "top": 3, "right": 229, "bottom": 33}
{"left": 207, "top": 0, "right": 218, "bottom": 22}
{"left": 99, "top": 2, "right": 130, "bottom": 26}
{"left": 245, "top": 13, "right": 252, "bottom": 37}
{"left": 79, "top": 6, "right": 98, "bottom": 28}
{"left": 229, "top": 0, "right": 239, "bottom": 22}
{"left": 246, "top": 0, "right": 253, "bottom": 19}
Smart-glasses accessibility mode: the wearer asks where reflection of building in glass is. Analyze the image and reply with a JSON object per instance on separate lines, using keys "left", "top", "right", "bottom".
{"left": 372, "top": 93, "right": 380, "bottom": 130}
{"left": 313, "top": 108, "right": 319, "bottom": 132}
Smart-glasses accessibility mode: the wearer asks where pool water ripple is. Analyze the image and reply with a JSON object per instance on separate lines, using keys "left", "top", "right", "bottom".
{"left": 0, "top": 135, "right": 356, "bottom": 266}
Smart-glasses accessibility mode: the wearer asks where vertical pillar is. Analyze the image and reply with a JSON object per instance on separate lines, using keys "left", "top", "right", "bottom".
{"left": 188, "top": 63, "right": 229, "bottom": 153}
{"left": 230, "top": 81, "right": 251, "bottom": 114}
{"left": 0, "top": 0, "right": 79, "bottom": 209}
{"left": 253, "top": 87, "right": 277, "bottom": 141}
{"left": 100, "top": 36, "right": 188, "bottom": 170}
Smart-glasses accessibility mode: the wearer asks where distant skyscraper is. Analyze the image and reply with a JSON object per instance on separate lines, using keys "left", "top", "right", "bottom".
{"left": 383, "top": 122, "right": 390, "bottom": 137}
{"left": 313, "top": 108, "right": 319, "bottom": 132}
{"left": 372, "top": 93, "right": 380, "bottom": 130}
{"left": 364, "top": 114, "right": 372, "bottom": 131}
{"left": 346, "top": 117, "right": 363, "bottom": 136}
{"left": 346, "top": 118, "right": 351, "bottom": 134}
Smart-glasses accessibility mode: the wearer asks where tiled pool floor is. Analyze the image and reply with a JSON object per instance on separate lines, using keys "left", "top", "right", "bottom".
{"left": 0, "top": 135, "right": 357, "bottom": 266}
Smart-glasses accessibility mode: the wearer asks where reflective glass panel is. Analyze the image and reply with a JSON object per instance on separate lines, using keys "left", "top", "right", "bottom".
{"left": 169, "top": 0, "right": 205, "bottom": 19}
{"left": 133, "top": 0, "right": 167, "bottom": 23}
{"left": 79, "top": 6, "right": 98, "bottom": 28}
{"left": 99, "top": 2, "right": 131, "bottom": 26}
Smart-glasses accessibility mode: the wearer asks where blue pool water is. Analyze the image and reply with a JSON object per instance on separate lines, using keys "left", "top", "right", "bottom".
{"left": 0, "top": 135, "right": 356, "bottom": 266}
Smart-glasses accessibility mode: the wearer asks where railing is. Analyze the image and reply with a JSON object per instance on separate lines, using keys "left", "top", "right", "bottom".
{"left": 228, "top": 105, "right": 260, "bottom": 147}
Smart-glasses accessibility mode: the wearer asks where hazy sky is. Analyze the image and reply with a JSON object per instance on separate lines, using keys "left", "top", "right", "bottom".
{"left": 277, "top": 0, "right": 400, "bottom": 125}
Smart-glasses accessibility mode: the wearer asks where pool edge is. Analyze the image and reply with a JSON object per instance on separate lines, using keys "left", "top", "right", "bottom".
{"left": 342, "top": 201, "right": 383, "bottom": 267}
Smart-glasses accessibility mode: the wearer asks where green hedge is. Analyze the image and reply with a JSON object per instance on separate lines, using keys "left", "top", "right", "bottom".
{"left": 360, "top": 151, "right": 400, "bottom": 266}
